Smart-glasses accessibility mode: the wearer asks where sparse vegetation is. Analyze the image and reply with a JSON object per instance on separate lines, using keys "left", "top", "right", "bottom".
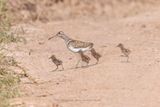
{"left": 0, "top": 54, "right": 21, "bottom": 107}
{"left": 0, "top": 0, "right": 25, "bottom": 44}
{"left": 0, "top": 0, "right": 23, "bottom": 106}
{"left": 0, "top": 0, "right": 10, "bottom": 31}
{"left": 0, "top": 69, "right": 20, "bottom": 107}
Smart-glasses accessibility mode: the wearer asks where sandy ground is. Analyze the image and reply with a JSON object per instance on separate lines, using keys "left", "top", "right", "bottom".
{"left": 9, "top": 8, "right": 160, "bottom": 107}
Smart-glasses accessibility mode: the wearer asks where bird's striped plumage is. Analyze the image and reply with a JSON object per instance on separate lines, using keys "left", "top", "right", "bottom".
{"left": 67, "top": 40, "right": 93, "bottom": 53}
{"left": 55, "top": 31, "right": 94, "bottom": 53}
{"left": 49, "top": 55, "right": 64, "bottom": 71}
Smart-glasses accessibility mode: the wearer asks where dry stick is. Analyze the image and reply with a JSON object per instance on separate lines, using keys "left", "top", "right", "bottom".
{"left": 15, "top": 64, "right": 38, "bottom": 84}
{"left": 20, "top": 26, "right": 25, "bottom": 35}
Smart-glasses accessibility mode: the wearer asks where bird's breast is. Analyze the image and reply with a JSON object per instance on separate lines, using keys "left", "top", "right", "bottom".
{"left": 68, "top": 45, "right": 91, "bottom": 53}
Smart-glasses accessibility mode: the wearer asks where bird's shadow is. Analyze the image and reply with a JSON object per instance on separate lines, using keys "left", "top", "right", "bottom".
{"left": 66, "top": 64, "right": 97, "bottom": 71}
{"left": 49, "top": 63, "right": 99, "bottom": 72}
{"left": 121, "top": 61, "right": 130, "bottom": 63}
{"left": 49, "top": 69, "right": 64, "bottom": 72}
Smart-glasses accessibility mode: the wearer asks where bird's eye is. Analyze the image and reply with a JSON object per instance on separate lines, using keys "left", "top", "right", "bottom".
{"left": 59, "top": 31, "right": 63, "bottom": 34}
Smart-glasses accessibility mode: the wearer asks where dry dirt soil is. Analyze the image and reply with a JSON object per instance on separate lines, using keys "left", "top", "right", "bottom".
{"left": 8, "top": 1, "right": 160, "bottom": 107}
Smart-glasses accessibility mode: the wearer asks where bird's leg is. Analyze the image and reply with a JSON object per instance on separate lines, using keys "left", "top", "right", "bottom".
{"left": 61, "top": 64, "right": 64, "bottom": 71}
{"left": 82, "top": 62, "right": 89, "bottom": 68}
{"left": 51, "top": 65, "right": 58, "bottom": 72}
{"left": 76, "top": 59, "right": 81, "bottom": 68}
{"left": 81, "top": 61, "right": 86, "bottom": 68}
{"left": 75, "top": 53, "right": 81, "bottom": 68}
{"left": 96, "top": 59, "right": 99, "bottom": 64}
{"left": 80, "top": 61, "right": 84, "bottom": 67}
{"left": 126, "top": 56, "right": 129, "bottom": 62}
{"left": 85, "top": 62, "right": 89, "bottom": 67}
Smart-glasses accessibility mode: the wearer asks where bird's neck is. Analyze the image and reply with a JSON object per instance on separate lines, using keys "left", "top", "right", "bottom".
{"left": 120, "top": 46, "right": 125, "bottom": 50}
{"left": 61, "top": 34, "right": 72, "bottom": 44}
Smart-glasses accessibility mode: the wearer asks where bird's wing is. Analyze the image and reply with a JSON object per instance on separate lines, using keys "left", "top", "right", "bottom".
{"left": 124, "top": 49, "right": 131, "bottom": 53}
{"left": 68, "top": 40, "right": 93, "bottom": 48}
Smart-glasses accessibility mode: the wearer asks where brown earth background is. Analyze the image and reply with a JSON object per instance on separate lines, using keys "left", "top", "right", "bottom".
{"left": 6, "top": 0, "right": 160, "bottom": 107}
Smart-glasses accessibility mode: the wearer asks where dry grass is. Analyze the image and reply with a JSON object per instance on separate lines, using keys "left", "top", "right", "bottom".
{"left": 0, "top": 68, "right": 20, "bottom": 107}
{"left": 0, "top": 0, "right": 24, "bottom": 106}
{"left": 0, "top": 53, "right": 21, "bottom": 107}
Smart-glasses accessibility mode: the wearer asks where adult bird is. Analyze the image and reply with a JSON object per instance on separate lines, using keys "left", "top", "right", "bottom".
{"left": 49, "top": 31, "right": 101, "bottom": 67}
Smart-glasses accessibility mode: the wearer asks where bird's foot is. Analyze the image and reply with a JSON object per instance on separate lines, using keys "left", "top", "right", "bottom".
{"left": 75, "top": 66, "right": 79, "bottom": 69}
{"left": 58, "top": 69, "right": 64, "bottom": 71}
{"left": 95, "top": 61, "right": 99, "bottom": 64}
{"left": 126, "top": 60, "right": 130, "bottom": 63}
{"left": 121, "top": 60, "right": 130, "bottom": 63}
{"left": 81, "top": 65, "right": 89, "bottom": 68}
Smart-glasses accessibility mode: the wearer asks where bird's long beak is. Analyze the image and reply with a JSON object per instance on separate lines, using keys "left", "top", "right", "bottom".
{"left": 48, "top": 35, "right": 57, "bottom": 40}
